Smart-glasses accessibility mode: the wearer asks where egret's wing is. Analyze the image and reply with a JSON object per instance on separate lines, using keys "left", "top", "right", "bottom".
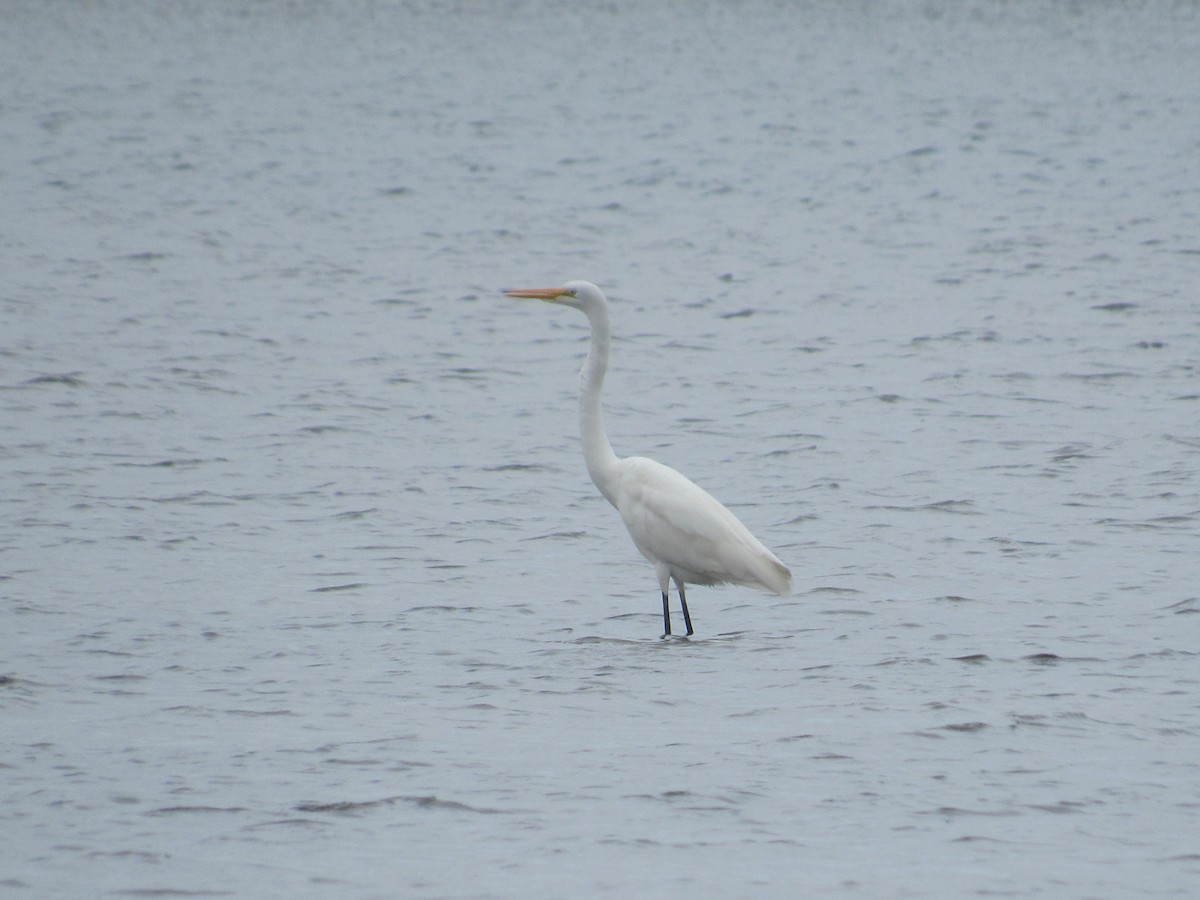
{"left": 612, "top": 457, "right": 791, "bottom": 594}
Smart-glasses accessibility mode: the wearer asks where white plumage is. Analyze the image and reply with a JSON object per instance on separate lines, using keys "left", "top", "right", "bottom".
{"left": 505, "top": 280, "right": 791, "bottom": 636}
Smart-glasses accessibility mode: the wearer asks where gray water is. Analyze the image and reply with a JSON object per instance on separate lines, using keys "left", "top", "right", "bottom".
{"left": 3, "top": 1, "right": 1199, "bottom": 896}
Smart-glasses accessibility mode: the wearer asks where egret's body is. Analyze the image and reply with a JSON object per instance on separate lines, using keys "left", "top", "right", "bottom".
{"left": 505, "top": 281, "right": 792, "bottom": 636}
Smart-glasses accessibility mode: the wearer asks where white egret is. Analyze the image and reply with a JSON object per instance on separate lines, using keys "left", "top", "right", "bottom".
{"left": 505, "top": 280, "right": 792, "bottom": 636}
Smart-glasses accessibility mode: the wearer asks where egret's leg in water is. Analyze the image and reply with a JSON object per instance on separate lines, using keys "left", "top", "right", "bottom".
{"left": 678, "top": 582, "right": 694, "bottom": 636}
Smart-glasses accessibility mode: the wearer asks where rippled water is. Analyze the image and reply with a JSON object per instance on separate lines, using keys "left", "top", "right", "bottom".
{"left": 4, "top": 1, "right": 1199, "bottom": 896}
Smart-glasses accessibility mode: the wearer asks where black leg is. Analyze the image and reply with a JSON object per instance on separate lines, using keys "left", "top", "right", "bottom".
{"left": 661, "top": 590, "right": 672, "bottom": 636}
{"left": 679, "top": 583, "right": 693, "bottom": 636}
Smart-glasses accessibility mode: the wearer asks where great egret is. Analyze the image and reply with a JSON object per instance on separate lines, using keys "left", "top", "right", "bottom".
{"left": 504, "top": 280, "right": 792, "bottom": 636}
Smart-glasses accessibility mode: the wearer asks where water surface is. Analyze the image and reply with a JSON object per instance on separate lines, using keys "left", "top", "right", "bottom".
{"left": 3, "top": 1, "right": 1199, "bottom": 896}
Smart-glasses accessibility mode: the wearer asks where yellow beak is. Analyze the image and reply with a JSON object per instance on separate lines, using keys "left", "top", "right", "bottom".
{"left": 503, "top": 287, "right": 570, "bottom": 300}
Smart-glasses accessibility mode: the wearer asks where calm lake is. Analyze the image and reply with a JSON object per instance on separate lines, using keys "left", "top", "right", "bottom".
{"left": 3, "top": 1, "right": 1199, "bottom": 896}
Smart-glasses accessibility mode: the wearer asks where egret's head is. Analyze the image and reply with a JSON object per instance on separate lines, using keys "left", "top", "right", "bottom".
{"left": 504, "top": 280, "right": 603, "bottom": 311}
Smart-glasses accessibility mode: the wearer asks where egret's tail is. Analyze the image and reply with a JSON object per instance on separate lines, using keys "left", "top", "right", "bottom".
{"left": 761, "top": 555, "right": 793, "bottom": 596}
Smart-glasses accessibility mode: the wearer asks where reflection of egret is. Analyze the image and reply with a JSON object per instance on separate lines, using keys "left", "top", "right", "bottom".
{"left": 505, "top": 280, "right": 792, "bottom": 637}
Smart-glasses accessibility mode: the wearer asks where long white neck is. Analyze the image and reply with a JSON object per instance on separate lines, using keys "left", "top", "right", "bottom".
{"left": 578, "top": 299, "right": 621, "bottom": 506}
